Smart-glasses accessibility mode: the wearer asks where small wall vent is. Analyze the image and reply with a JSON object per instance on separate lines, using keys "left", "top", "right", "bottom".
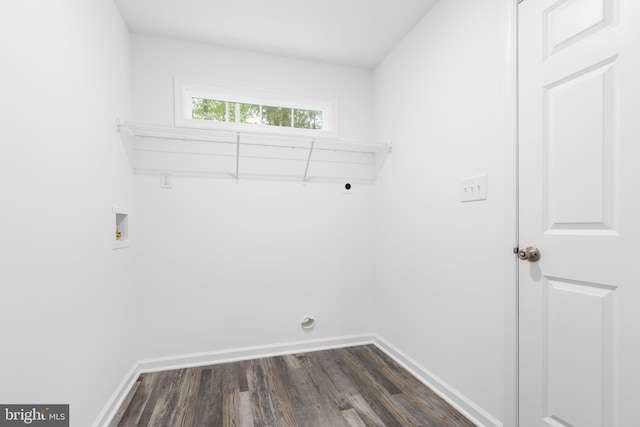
{"left": 301, "top": 317, "right": 315, "bottom": 331}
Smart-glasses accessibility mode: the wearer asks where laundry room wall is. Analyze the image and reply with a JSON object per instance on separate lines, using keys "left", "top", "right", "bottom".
{"left": 130, "top": 35, "right": 377, "bottom": 359}
{"left": 0, "top": 1, "right": 137, "bottom": 426}
{"left": 373, "top": 0, "right": 507, "bottom": 424}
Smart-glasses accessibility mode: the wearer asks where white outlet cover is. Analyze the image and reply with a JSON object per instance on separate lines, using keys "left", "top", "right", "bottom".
{"left": 161, "top": 174, "right": 172, "bottom": 189}
{"left": 460, "top": 174, "right": 487, "bottom": 202}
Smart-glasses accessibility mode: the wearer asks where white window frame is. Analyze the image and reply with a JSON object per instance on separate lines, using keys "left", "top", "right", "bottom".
{"left": 174, "top": 77, "right": 337, "bottom": 138}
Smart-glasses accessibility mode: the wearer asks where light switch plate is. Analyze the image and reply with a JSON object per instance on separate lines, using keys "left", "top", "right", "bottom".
{"left": 460, "top": 174, "right": 487, "bottom": 202}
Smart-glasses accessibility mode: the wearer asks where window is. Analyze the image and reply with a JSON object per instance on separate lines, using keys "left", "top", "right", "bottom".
{"left": 175, "top": 78, "right": 335, "bottom": 136}
{"left": 191, "top": 98, "right": 323, "bottom": 130}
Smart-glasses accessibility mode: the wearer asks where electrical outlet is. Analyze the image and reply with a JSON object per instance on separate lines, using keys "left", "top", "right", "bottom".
{"left": 342, "top": 182, "right": 354, "bottom": 195}
{"left": 460, "top": 174, "right": 487, "bottom": 202}
{"left": 161, "top": 174, "right": 172, "bottom": 189}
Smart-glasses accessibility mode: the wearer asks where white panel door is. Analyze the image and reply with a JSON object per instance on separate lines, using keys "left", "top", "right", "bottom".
{"left": 518, "top": 0, "right": 640, "bottom": 426}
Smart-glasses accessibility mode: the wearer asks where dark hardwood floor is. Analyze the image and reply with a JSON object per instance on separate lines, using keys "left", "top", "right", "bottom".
{"left": 109, "top": 345, "right": 476, "bottom": 427}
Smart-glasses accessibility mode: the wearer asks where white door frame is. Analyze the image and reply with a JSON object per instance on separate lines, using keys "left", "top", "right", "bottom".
{"left": 504, "top": 0, "right": 520, "bottom": 426}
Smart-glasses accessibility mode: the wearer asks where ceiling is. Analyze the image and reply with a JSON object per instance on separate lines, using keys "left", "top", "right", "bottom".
{"left": 113, "top": 0, "right": 439, "bottom": 69}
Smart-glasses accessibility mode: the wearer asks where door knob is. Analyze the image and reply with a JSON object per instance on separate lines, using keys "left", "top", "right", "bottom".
{"left": 518, "top": 246, "right": 540, "bottom": 262}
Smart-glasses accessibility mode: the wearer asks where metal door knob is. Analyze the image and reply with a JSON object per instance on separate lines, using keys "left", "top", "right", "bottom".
{"left": 518, "top": 246, "right": 540, "bottom": 262}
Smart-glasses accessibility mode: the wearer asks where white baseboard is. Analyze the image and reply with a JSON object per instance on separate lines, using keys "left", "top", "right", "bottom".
{"left": 95, "top": 333, "right": 500, "bottom": 427}
{"left": 372, "top": 335, "right": 503, "bottom": 427}
{"left": 92, "top": 362, "right": 140, "bottom": 427}
{"left": 94, "top": 334, "right": 374, "bottom": 426}
{"left": 137, "top": 333, "right": 375, "bottom": 373}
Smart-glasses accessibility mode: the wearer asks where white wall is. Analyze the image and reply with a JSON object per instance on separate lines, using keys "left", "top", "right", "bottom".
{"left": 131, "top": 36, "right": 376, "bottom": 359}
{"left": 0, "top": 2, "right": 137, "bottom": 426}
{"left": 135, "top": 177, "right": 375, "bottom": 358}
{"left": 373, "top": 0, "right": 506, "bottom": 423}
{"left": 131, "top": 34, "right": 374, "bottom": 141}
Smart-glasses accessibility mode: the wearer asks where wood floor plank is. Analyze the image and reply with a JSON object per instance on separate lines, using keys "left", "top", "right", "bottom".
{"left": 173, "top": 367, "right": 201, "bottom": 427}
{"left": 222, "top": 362, "right": 241, "bottom": 427}
{"left": 314, "top": 352, "right": 387, "bottom": 427}
{"left": 336, "top": 347, "right": 420, "bottom": 427}
{"left": 223, "top": 389, "right": 240, "bottom": 427}
{"left": 364, "top": 345, "right": 476, "bottom": 427}
{"left": 329, "top": 349, "right": 406, "bottom": 427}
{"left": 247, "top": 358, "right": 279, "bottom": 426}
{"left": 351, "top": 346, "right": 403, "bottom": 395}
{"left": 341, "top": 407, "right": 369, "bottom": 427}
{"left": 358, "top": 347, "right": 448, "bottom": 415}
{"left": 294, "top": 353, "right": 350, "bottom": 427}
{"left": 193, "top": 367, "right": 223, "bottom": 426}
{"left": 272, "top": 355, "right": 320, "bottom": 426}
{"left": 146, "top": 369, "right": 184, "bottom": 426}
{"left": 347, "top": 394, "right": 388, "bottom": 427}
{"left": 290, "top": 353, "right": 350, "bottom": 427}
{"left": 393, "top": 394, "right": 440, "bottom": 427}
{"left": 111, "top": 345, "right": 476, "bottom": 427}
{"left": 302, "top": 351, "right": 353, "bottom": 412}
{"left": 238, "top": 361, "right": 250, "bottom": 393}
{"left": 136, "top": 371, "right": 173, "bottom": 426}
{"left": 116, "top": 373, "right": 159, "bottom": 426}
{"left": 262, "top": 357, "right": 299, "bottom": 426}
{"left": 282, "top": 352, "right": 303, "bottom": 370}
{"left": 238, "top": 391, "right": 255, "bottom": 427}
{"left": 108, "top": 377, "right": 141, "bottom": 427}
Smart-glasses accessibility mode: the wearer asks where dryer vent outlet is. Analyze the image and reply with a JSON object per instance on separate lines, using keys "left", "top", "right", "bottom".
{"left": 301, "top": 317, "right": 315, "bottom": 331}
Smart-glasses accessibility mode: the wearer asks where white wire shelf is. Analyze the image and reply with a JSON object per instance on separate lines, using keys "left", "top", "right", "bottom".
{"left": 117, "top": 121, "right": 391, "bottom": 183}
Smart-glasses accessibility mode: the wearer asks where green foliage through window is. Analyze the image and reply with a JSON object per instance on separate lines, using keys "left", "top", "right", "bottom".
{"left": 192, "top": 98, "right": 323, "bottom": 130}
